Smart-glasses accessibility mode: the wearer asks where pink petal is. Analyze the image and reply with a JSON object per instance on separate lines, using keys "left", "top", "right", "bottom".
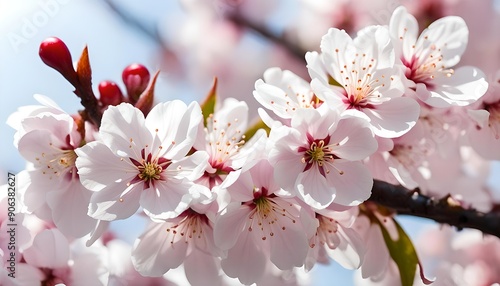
{"left": 331, "top": 116, "right": 378, "bottom": 160}
{"left": 214, "top": 203, "right": 251, "bottom": 250}
{"left": 221, "top": 231, "right": 267, "bottom": 285}
{"left": 184, "top": 251, "right": 222, "bottom": 286}
{"left": 132, "top": 221, "right": 188, "bottom": 277}
{"left": 361, "top": 224, "right": 390, "bottom": 279}
{"left": 326, "top": 161, "right": 373, "bottom": 206}
{"left": 296, "top": 166, "right": 335, "bottom": 209}
{"left": 327, "top": 226, "right": 365, "bottom": 270}
{"left": 23, "top": 229, "right": 69, "bottom": 268}
{"left": 46, "top": 182, "right": 96, "bottom": 238}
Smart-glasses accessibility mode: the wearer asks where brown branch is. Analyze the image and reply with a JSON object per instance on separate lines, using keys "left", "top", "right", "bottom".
{"left": 369, "top": 180, "right": 500, "bottom": 238}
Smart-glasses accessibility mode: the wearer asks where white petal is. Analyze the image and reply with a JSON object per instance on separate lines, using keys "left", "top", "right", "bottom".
{"left": 75, "top": 141, "right": 137, "bottom": 192}
{"left": 326, "top": 226, "right": 365, "bottom": 269}
{"left": 354, "top": 25, "right": 394, "bottom": 70}
{"left": 141, "top": 181, "right": 194, "bottom": 220}
{"left": 132, "top": 221, "right": 188, "bottom": 276}
{"left": 214, "top": 203, "right": 251, "bottom": 250}
{"left": 99, "top": 103, "right": 152, "bottom": 157}
{"left": 306, "top": 51, "right": 328, "bottom": 84}
{"left": 326, "top": 161, "right": 373, "bottom": 206}
{"left": 146, "top": 100, "right": 202, "bottom": 159}
{"left": 88, "top": 181, "right": 142, "bottom": 220}
{"left": 168, "top": 151, "right": 210, "bottom": 181}
{"left": 331, "top": 116, "right": 378, "bottom": 160}
{"left": 362, "top": 97, "right": 420, "bottom": 138}
{"left": 389, "top": 6, "right": 418, "bottom": 61}
{"left": 421, "top": 16, "right": 468, "bottom": 67}
{"left": 320, "top": 28, "right": 354, "bottom": 84}
{"left": 46, "top": 182, "right": 96, "bottom": 238}
{"left": 426, "top": 66, "right": 488, "bottom": 107}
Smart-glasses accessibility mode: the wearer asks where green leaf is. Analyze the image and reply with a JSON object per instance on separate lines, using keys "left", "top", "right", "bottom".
{"left": 200, "top": 77, "right": 218, "bottom": 126}
{"left": 242, "top": 119, "right": 270, "bottom": 142}
{"left": 375, "top": 217, "right": 418, "bottom": 286}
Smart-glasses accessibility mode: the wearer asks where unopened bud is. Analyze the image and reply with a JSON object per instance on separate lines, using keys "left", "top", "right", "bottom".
{"left": 122, "top": 63, "right": 150, "bottom": 103}
{"left": 98, "top": 81, "right": 124, "bottom": 106}
{"left": 39, "top": 37, "right": 78, "bottom": 84}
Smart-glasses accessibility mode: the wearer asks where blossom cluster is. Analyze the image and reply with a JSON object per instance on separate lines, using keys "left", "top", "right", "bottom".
{"left": 5, "top": 5, "right": 500, "bottom": 286}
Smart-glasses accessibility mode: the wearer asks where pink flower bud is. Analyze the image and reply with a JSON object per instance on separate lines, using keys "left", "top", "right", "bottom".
{"left": 122, "top": 63, "right": 150, "bottom": 103}
{"left": 39, "top": 37, "right": 77, "bottom": 84}
{"left": 98, "top": 81, "right": 124, "bottom": 106}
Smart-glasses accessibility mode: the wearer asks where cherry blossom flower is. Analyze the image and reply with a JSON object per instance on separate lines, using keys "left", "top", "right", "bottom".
{"left": 302, "top": 206, "right": 365, "bottom": 272}
{"left": 389, "top": 6, "right": 488, "bottom": 108}
{"left": 191, "top": 97, "right": 267, "bottom": 216}
{"left": 253, "top": 67, "right": 319, "bottom": 124}
{"left": 307, "top": 25, "right": 420, "bottom": 138}
{"left": 76, "top": 101, "right": 211, "bottom": 221}
{"left": 13, "top": 109, "right": 98, "bottom": 238}
{"left": 268, "top": 106, "right": 377, "bottom": 209}
{"left": 131, "top": 210, "right": 225, "bottom": 286}
{"left": 213, "top": 159, "right": 309, "bottom": 285}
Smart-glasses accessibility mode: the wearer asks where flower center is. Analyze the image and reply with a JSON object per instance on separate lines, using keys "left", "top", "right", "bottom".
{"left": 129, "top": 148, "right": 170, "bottom": 189}
{"left": 166, "top": 210, "right": 210, "bottom": 247}
{"left": 37, "top": 142, "right": 78, "bottom": 181}
{"left": 246, "top": 189, "right": 297, "bottom": 241}
{"left": 306, "top": 142, "right": 327, "bottom": 164}
{"left": 299, "top": 134, "right": 341, "bottom": 177}
{"left": 403, "top": 50, "right": 454, "bottom": 88}
{"left": 138, "top": 162, "right": 162, "bottom": 180}
{"left": 206, "top": 113, "right": 245, "bottom": 170}
{"left": 57, "top": 150, "right": 77, "bottom": 168}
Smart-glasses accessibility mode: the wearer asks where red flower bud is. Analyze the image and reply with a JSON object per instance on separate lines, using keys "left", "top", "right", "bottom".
{"left": 39, "top": 37, "right": 78, "bottom": 84}
{"left": 122, "top": 63, "right": 150, "bottom": 103}
{"left": 98, "top": 81, "right": 124, "bottom": 106}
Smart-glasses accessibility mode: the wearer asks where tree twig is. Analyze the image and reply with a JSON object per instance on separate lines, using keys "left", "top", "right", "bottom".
{"left": 369, "top": 180, "right": 500, "bottom": 238}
